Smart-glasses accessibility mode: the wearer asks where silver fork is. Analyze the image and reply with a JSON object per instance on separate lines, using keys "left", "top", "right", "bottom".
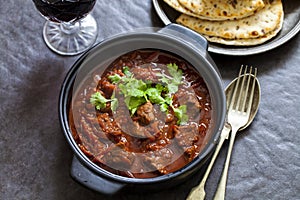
{"left": 213, "top": 66, "right": 257, "bottom": 200}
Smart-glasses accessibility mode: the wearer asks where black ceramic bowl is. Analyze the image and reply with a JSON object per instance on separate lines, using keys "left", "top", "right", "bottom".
{"left": 59, "top": 24, "right": 226, "bottom": 195}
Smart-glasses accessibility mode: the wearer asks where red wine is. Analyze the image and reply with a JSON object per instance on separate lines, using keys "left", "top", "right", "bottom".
{"left": 33, "top": 0, "right": 96, "bottom": 22}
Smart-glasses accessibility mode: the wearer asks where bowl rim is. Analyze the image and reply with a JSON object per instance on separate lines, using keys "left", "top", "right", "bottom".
{"left": 59, "top": 30, "right": 226, "bottom": 184}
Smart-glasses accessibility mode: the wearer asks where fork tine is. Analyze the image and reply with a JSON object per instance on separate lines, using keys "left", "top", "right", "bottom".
{"left": 236, "top": 66, "right": 248, "bottom": 111}
{"left": 241, "top": 66, "right": 253, "bottom": 111}
{"left": 246, "top": 68, "right": 257, "bottom": 114}
{"left": 229, "top": 65, "right": 244, "bottom": 111}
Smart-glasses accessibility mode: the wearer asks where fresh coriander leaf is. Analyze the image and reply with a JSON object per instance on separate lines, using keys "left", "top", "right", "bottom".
{"left": 123, "top": 66, "right": 132, "bottom": 77}
{"left": 128, "top": 87, "right": 145, "bottom": 98}
{"left": 157, "top": 63, "right": 182, "bottom": 95}
{"left": 110, "top": 90, "right": 118, "bottom": 112}
{"left": 164, "top": 96, "right": 172, "bottom": 105}
{"left": 167, "top": 63, "right": 182, "bottom": 79}
{"left": 155, "top": 84, "right": 165, "bottom": 93}
{"left": 90, "top": 92, "right": 109, "bottom": 110}
{"left": 145, "top": 88, "right": 165, "bottom": 104}
{"left": 173, "top": 105, "right": 188, "bottom": 125}
{"left": 110, "top": 98, "right": 118, "bottom": 112}
{"left": 125, "top": 79, "right": 147, "bottom": 98}
{"left": 167, "top": 63, "right": 182, "bottom": 85}
{"left": 118, "top": 83, "right": 127, "bottom": 94}
{"left": 160, "top": 103, "right": 169, "bottom": 113}
{"left": 158, "top": 76, "right": 170, "bottom": 85}
{"left": 90, "top": 91, "right": 118, "bottom": 111}
{"left": 167, "top": 83, "right": 178, "bottom": 95}
{"left": 167, "top": 63, "right": 178, "bottom": 71}
{"left": 108, "top": 74, "right": 122, "bottom": 83}
{"left": 125, "top": 96, "right": 146, "bottom": 115}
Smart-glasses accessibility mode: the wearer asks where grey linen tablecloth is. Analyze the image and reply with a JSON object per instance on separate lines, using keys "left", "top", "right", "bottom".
{"left": 1, "top": 1, "right": 299, "bottom": 199}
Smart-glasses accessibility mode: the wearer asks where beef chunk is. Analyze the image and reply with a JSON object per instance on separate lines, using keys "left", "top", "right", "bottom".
{"left": 142, "top": 148, "right": 174, "bottom": 174}
{"left": 100, "top": 80, "right": 116, "bottom": 98}
{"left": 174, "top": 124, "right": 199, "bottom": 147}
{"left": 101, "top": 146, "right": 135, "bottom": 171}
{"left": 175, "top": 88, "right": 200, "bottom": 108}
{"left": 130, "top": 65, "right": 158, "bottom": 82}
{"left": 174, "top": 124, "right": 200, "bottom": 160}
{"left": 137, "top": 101, "right": 155, "bottom": 125}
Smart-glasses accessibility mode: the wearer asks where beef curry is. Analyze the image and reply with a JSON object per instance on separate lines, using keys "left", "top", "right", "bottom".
{"left": 69, "top": 49, "right": 212, "bottom": 178}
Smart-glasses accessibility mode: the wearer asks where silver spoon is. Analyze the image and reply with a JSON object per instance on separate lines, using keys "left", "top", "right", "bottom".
{"left": 186, "top": 73, "right": 261, "bottom": 200}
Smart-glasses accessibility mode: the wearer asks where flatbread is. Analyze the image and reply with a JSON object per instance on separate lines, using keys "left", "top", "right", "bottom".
{"left": 163, "top": 0, "right": 258, "bottom": 21}
{"left": 176, "top": 0, "right": 283, "bottom": 40}
{"left": 202, "top": 12, "right": 284, "bottom": 46}
{"left": 162, "top": 0, "right": 200, "bottom": 18}
{"left": 178, "top": 0, "right": 265, "bottom": 21}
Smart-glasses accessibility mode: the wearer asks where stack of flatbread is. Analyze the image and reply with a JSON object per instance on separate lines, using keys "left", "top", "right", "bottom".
{"left": 163, "top": 0, "right": 284, "bottom": 46}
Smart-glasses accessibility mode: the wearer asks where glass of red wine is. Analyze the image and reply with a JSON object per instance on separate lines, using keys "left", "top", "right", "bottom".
{"left": 33, "top": 0, "right": 98, "bottom": 56}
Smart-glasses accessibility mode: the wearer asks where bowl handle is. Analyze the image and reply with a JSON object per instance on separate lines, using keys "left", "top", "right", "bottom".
{"left": 159, "top": 23, "right": 208, "bottom": 50}
{"left": 70, "top": 156, "right": 125, "bottom": 195}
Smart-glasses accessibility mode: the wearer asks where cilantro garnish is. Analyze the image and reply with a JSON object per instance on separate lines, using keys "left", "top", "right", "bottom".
{"left": 90, "top": 91, "right": 118, "bottom": 111}
{"left": 90, "top": 64, "right": 188, "bottom": 124}
{"left": 172, "top": 105, "right": 188, "bottom": 125}
{"left": 157, "top": 63, "right": 183, "bottom": 95}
